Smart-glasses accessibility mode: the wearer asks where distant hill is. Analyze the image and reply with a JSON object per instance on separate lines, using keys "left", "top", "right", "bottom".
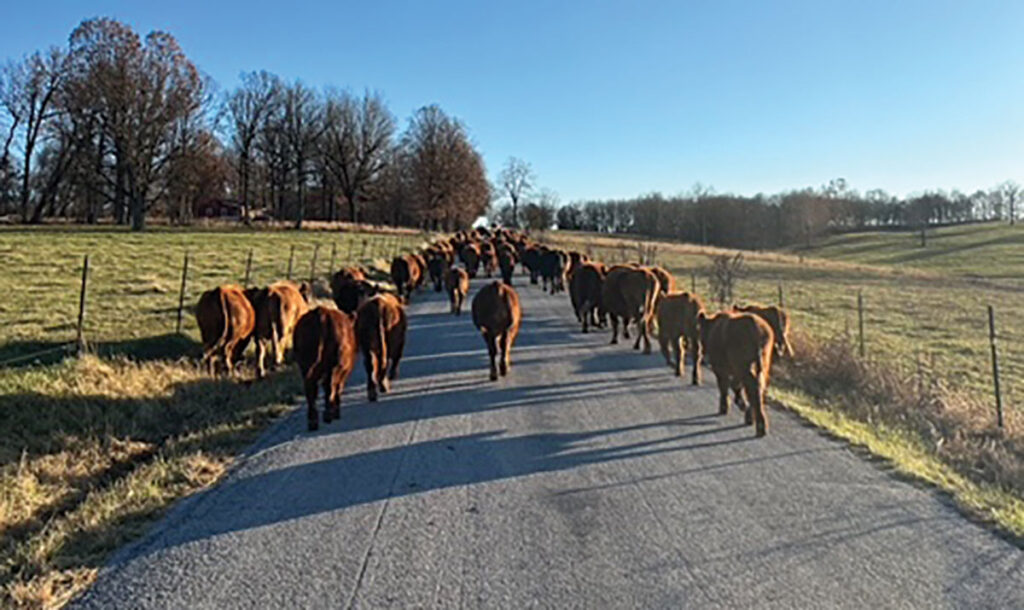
{"left": 797, "top": 222, "right": 1024, "bottom": 285}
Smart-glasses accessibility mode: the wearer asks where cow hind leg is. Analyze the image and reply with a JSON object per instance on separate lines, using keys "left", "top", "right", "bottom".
{"left": 485, "top": 332, "right": 499, "bottom": 381}
{"left": 609, "top": 316, "right": 619, "bottom": 345}
{"left": 673, "top": 336, "right": 684, "bottom": 377}
{"left": 714, "top": 368, "right": 730, "bottom": 415}
{"left": 689, "top": 338, "right": 703, "bottom": 386}
{"left": 659, "top": 334, "right": 672, "bottom": 367}
{"left": 499, "top": 330, "right": 513, "bottom": 376}
{"left": 305, "top": 377, "right": 320, "bottom": 431}
{"left": 388, "top": 331, "right": 405, "bottom": 381}
{"left": 256, "top": 339, "right": 268, "bottom": 379}
{"left": 743, "top": 373, "right": 768, "bottom": 436}
{"left": 365, "top": 349, "right": 379, "bottom": 402}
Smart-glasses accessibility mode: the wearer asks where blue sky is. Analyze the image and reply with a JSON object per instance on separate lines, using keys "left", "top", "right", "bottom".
{"left": 3, "top": 1, "right": 1023, "bottom": 202}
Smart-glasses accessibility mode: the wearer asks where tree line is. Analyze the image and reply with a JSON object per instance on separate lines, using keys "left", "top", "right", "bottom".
{"left": 0, "top": 17, "right": 489, "bottom": 230}
{"left": 555, "top": 178, "right": 1020, "bottom": 249}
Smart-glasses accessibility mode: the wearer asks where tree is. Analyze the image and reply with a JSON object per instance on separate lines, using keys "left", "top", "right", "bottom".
{"left": 400, "top": 105, "right": 488, "bottom": 230}
{"left": 0, "top": 47, "right": 66, "bottom": 222}
{"left": 280, "top": 81, "right": 323, "bottom": 229}
{"left": 227, "top": 71, "right": 280, "bottom": 223}
{"left": 323, "top": 89, "right": 394, "bottom": 223}
{"left": 998, "top": 180, "right": 1020, "bottom": 226}
{"left": 66, "top": 18, "right": 205, "bottom": 230}
{"left": 497, "top": 157, "right": 534, "bottom": 228}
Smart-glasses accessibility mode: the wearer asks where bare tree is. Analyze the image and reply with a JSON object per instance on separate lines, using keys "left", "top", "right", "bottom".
{"left": 323, "top": 89, "right": 395, "bottom": 223}
{"left": 998, "top": 180, "right": 1020, "bottom": 226}
{"left": 497, "top": 156, "right": 534, "bottom": 228}
{"left": 227, "top": 71, "right": 280, "bottom": 223}
{"left": 401, "top": 105, "right": 488, "bottom": 230}
{"left": 280, "top": 81, "right": 323, "bottom": 229}
{"left": 0, "top": 48, "right": 66, "bottom": 222}
{"left": 66, "top": 18, "right": 205, "bottom": 230}
{"left": 706, "top": 253, "right": 747, "bottom": 306}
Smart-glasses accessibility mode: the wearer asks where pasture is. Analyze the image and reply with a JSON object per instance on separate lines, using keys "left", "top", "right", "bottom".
{"left": 0, "top": 225, "right": 428, "bottom": 607}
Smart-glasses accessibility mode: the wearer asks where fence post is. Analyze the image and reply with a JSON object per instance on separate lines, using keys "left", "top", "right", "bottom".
{"left": 778, "top": 284, "right": 784, "bottom": 308}
{"left": 347, "top": 237, "right": 355, "bottom": 263}
{"left": 176, "top": 251, "right": 189, "bottom": 335}
{"left": 360, "top": 239, "right": 367, "bottom": 259}
{"left": 76, "top": 254, "right": 90, "bottom": 354}
{"left": 286, "top": 245, "right": 295, "bottom": 280}
{"left": 691, "top": 272, "right": 696, "bottom": 293}
{"left": 309, "top": 243, "right": 320, "bottom": 284}
{"left": 857, "top": 290, "right": 865, "bottom": 358}
{"left": 328, "top": 242, "right": 336, "bottom": 276}
{"left": 243, "top": 249, "right": 253, "bottom": 286}
{"left": 988, "top": 305, "right": 1004, "bottom": 428}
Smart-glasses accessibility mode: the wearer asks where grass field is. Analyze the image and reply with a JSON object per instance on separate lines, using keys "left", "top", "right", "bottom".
{"left": 0, "top": 224, "right": 431, "bottom": 608}
{"left": 794, "top": 222, "right": 1024, "bottom": 287}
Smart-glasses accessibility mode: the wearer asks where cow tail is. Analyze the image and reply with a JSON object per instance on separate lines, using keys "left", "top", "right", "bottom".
{"left": 306, "top": 317, "right": 328, "bottom": 383}
{"left": 375, "top": 314, "right": 388, "bottom": 379}
{"left": 217, "top": 288, "right": 233, "bottom": 355}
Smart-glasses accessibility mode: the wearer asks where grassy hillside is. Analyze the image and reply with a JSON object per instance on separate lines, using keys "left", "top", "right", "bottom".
{"left": 0, "top": 225, "right": 430, "bottom": 608}
{"left": 796, "top": 222, "right": 1024, "bottom": 286}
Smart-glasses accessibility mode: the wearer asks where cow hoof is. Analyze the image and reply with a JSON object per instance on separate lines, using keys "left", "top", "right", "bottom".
{"left": 489, "top": 371, "right": 499, "bottom": 382}
{"left": 368, "top": 390, "right": 378, "bottom": 402}
{"left": 308, "top": 420, "right": 319, "bottom": 432}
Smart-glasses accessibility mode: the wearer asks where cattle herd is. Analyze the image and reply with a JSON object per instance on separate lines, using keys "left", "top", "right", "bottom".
{"left": 194, "top": 227, "right": 793, "bottom": 436}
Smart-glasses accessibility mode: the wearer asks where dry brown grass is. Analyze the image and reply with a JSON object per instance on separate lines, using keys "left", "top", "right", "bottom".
{"left": 0, "top": 355, "right": 299, "bottom": 608}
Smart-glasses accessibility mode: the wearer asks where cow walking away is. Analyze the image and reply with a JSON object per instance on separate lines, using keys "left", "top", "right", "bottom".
{"left": 655, "top": 291, "right": 705, "bottom": 384}
{"left": 733, "top": 303, "right": 794, "bottom": 358}
{"left": 472, "top": 281, "right": 522, "bottom": 381}
{"left": 195, "top": 284, "right": 256, "bottom": 376}
{"left": 390, "top": 255, "right": 422, "bottom": 302}
{"left": 601, "top": 266, "right": 660, "bottom": 353}
{"left": 697, "top": 311, "right": 775, "bottom": 437}
{"left": 460, "top": 243, "right": 481, "bottom": 278}
{"left": 570, "top": 262, "right": 606, "bottom": 333}
{"left": 355, "top": 293, "right": 408, "bottom": 401}
{"left": 246, "top": 281, "right": 311, "bottom": 378}
{"left": 293, "top": 307, "right": 358, "bottom": 431}
{"left": 445, "top": 266, "right": 471, "bottom": 315}
{"left": 330, "top": 267, "right": 371, "bottom": 314}
{"left": 497, "top": 247, "right": 516, "bottom": 285}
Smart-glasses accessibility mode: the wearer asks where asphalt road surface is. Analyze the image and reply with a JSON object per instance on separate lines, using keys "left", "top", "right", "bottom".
{"left": 77, "top": 277, "right": 1024, "bottom": 609}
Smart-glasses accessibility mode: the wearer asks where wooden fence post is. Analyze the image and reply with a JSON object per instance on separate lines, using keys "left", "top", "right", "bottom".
{"left": 988, "top": 305, "right": 1004, "bottom": 428}
{"left": 76, "top": 254, "right": 90, "bottom": 353}
{"left": 778, "top": 284, "right": 784, "bottom": 308}
{"left": 176, "top": 252, "right": 189, "bottom": 335}
{"left": 243, "top": 249, "right": 253, "bottom": 286}
{"left": 857, "top": 290, "right": 865, "bottom": 358}
{"left": 691, "top": 272, "right": 696, "bottom": 293}
{"left": 286, "top": 245, "right": 295, "bottom": 280}
{"left": 309, "top": 243, "right": 320, "bottom": 284}
{"left": 328, "top": 242, "right": 336, "bottom": 276}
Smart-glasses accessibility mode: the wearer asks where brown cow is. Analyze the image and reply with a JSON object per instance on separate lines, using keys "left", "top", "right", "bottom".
{"left": 445, "top": 266, "right": 471, "bottom": 315}
{"left": 293, "top": 307, "right": 358, "bottom": 431}
{"left": 355, "top": 293, "right": 408, "bottom": 402}
{"left": 471, "top": 281, "right": 522, "bottom": 381}
{"left": 480, "top": 241, "right": 497, "bottom": 278}
{"left": 245, "top": 281, "right": 311, "bottom": 378}
{"left": 426, "top": 249, "right": 447, "bottom": 292}
{"left": 655, "top": 291, "right": 705, "bottom": 384}
{"left": 601, "top": 266, "right": 660, "bottom": 353}
{"left": 460, "top": 243, "right": 482, "bottom": 278}
{"left": 330, "top": 267, "right": 369, "bottom": 313}
{"left": 195, "top": 284, "right": 256, "bottom": 376}
{"left": 733, "top": 303, "right": 794, "bottom": 359}
{"left": 698, "top": 311, "right": 775, "bottom": 437}
{"left": 390, "top": 255, "right": 422, "bottom": 302}
{"left": 570, "top": 262, "right": 606, "bottom": 333}
{"left": 497, "top": 246, "right": 516, "bottom": 285}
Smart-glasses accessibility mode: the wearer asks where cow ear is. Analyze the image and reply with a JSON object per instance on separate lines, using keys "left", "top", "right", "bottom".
{"left": 697, "top": 311, "right": 706, "bottom": 323}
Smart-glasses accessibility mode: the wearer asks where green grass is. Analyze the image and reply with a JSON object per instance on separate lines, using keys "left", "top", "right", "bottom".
{"left": 794, "top": 222, "right": 1024, "bottom": 287}
{"left": 548, "top": 228, "right": 1022, "bottom": 415}
{"left": 0, "top": 224, "right": 432, "bottom": 608}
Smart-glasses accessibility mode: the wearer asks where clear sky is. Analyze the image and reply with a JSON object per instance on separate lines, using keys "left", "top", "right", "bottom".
{"left": 3, "top": 1, "right": 1023, "bottom": 202}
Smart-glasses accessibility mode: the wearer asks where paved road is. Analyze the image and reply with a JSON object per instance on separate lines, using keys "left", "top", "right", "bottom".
{"left": 77, "top": 277, "right": 1023, "bottom": 609}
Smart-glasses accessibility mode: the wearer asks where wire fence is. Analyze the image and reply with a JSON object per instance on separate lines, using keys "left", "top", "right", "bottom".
{"left": 0, "top": 229, "right": 432, "bottom": 368}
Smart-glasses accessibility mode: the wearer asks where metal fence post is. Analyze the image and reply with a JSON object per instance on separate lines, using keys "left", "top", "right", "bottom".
{"left": 76, "top": 254, "right": 90, "bottom": 353}
{"left": 243, "top": 249, "right": 253, "bottom": 286}
{"left": 176, "top": 251, "right": 189, "bottom": 335}
{"left": 857, "top": 290, "right": 865, "bottom": 358}
{"left": 309, "top": 243, "right": 320, "bottom": 284}
{"left": 988, "top": 305, "right": 1004, "bottom": 428}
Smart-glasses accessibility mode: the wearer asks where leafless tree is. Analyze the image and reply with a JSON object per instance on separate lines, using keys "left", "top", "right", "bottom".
{"left": 0, "top": 47, "right": 66, "bottom": 222}
{"left": 227, "top": 70, "right": 280, "bottom": 223}
{"left": 998, "top": 180, "right": 1020, "bottom": 226}
{"left": 497, "top": 156, "right": 533, "bottom": 228}
{"left": 280, "top": 81, "right": 323, "bottom": 229}
{"left": 706, "top": 253, "right": 747, "bottom": 306}
{"left": 323, "top": 89, "right": 395, "bottom": 223}
{"left": 401, "top": 105, "right": 488, "bottom": 230}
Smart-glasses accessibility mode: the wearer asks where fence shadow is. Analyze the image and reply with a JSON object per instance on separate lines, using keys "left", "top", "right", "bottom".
{"left": 0, "top": 333, "right": 201, "bottom": 370}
